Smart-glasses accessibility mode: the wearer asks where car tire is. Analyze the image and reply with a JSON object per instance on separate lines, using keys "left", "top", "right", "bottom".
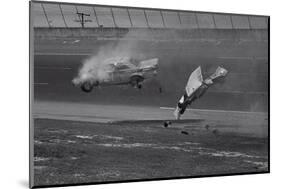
{"left": 137, "top": 83, "right": 142, "bottom": 89}
{"left": 81, "top": 82, "right": 93, "bottom": 92}
{"left": 130, "top": 75, "right": 144, "bottom": 89}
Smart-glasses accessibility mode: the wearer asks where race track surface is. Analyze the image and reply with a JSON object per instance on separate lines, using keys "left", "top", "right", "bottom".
{"left": 33, "top": 101, "right": 268, "bottom": 138}
{"left": 33, "top": 36, "right": 268, "bottom": 112}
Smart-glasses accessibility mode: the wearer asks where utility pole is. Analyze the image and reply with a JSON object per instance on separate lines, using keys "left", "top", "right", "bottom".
{"left": 76, "top": 12, "right": 91, "bottom": 28}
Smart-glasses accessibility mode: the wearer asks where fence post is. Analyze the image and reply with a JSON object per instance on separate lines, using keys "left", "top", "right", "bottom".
{"left": 229, "top": 15, "right": 234, "bottom": 29}
{"left": 195, "top": 13, "right": 200, "bottom": 29}
{"left": 212, "top": 14, "right": 217, "bottom": 29}
{"left": 110, "top": 8, "right": 117, "bottom": 28}
{"left": 160, "top": 11, "right": 166, "bottom": 28}
{"left": 92, "top": 7, "right": 100, "bottom": 27}
{"left": 143, "top": 10, "right": 150, "bottom": 28}
{"left": 247, "top": 16, "right": 252, "bottom": 29}
{"left": 59, "top": 4, "right": 67, "bottom": 28}
{"left": 41, "top": 3, "right": 51, "bottom": 28}
{"left": 177, "top": 12, "right": 182, "bottom": 28}
{"left": 127, "top": 8, "right": 133, "bottom": 27}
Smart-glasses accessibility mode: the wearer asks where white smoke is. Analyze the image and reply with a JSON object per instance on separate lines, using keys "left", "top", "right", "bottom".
{"left": 76, "top": 30, "right": 148, "bottom": 83}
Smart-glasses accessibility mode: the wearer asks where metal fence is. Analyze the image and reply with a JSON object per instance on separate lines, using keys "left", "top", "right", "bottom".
{"left": 32, "top": 2, "right": 268, "bottom": 29}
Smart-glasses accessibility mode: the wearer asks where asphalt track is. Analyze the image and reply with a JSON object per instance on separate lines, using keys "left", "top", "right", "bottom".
{"left": 33, "top": 101, "right": 267, "bottom": 138}
{"left": 33, "top": 38, "right": 268, "bottom": 111}
{"left": 32, "top": 34, "right": 268, "bottom": 136}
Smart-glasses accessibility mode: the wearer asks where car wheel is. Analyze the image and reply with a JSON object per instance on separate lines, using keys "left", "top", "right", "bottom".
{"left": 130, "top": 75, "right": 144, "bottom": 89}
{"left": 81, "top": 82, "right": 93, "bottom": 92}
{"left": 137, "top": 83, "right": 142, "bottom": 89}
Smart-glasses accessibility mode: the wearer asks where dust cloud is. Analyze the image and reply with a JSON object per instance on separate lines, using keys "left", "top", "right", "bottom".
{"left": 76, "top": 30, "right": 150, "bottom": 82}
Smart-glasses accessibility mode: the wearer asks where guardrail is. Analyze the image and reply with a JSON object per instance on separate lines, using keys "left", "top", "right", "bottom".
{"left": 34, "top": 28, "right": 268, "bottom": 42}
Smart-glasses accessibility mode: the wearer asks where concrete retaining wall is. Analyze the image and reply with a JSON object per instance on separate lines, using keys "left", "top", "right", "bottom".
{"left": 34, "top": 28, "right": 268, "bottom": 42}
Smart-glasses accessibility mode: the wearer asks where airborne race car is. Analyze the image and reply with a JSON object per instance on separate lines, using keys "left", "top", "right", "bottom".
{"left": 174, "top": 66, "right": 228, "bottom": 120}
{"left": 72, "top": 57, "right": 159, "bottom": 92}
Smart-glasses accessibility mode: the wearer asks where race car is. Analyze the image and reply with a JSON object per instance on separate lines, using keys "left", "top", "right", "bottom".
{"left": 174, "top": 66, "right": 228, "bottom": 120}
{"left": 72, "top": 57, "right": 159, "bottom": 92}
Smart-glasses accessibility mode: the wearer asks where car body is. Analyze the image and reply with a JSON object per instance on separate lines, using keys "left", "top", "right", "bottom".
{"left": 174, "top": 66, "right": 228, "bottom": 119}
{"left": 72, "top": 57, "right": 159, "bottom": 92}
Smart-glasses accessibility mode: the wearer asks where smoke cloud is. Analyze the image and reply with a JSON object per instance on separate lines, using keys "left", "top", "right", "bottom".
{"left": 76, "top": 30, "right": 150, "bottom": 83}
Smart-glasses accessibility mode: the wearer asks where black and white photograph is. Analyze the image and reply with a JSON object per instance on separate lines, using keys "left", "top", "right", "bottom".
{"left": 29, "top": 1, "right": 269, "bottom": 188}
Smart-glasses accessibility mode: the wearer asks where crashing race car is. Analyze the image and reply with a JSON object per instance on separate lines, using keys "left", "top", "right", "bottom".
{"left": 72, "top": 57, "right": 159, "bottom": 92}
{"left": 174, "top": 66, "right": 228, "bottom": 120}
